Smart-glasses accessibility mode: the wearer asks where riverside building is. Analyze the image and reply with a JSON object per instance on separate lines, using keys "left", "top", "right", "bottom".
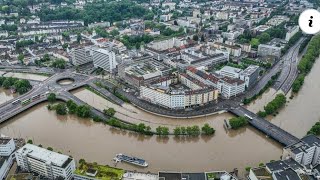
{"left": 15, "top": 144, "right": 76, "bottom": 180}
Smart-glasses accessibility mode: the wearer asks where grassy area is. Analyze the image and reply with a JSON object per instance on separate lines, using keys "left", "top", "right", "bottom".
{"left": 74, "top": 161, "right": 124, "bottom": 180}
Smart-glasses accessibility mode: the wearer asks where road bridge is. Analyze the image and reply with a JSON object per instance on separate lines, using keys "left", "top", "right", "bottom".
{"left": 229, "top": 106, "right": 299, "bottom": 146}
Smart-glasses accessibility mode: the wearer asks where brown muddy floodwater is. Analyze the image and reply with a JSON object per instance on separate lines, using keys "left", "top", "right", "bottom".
{"left": 1, "top": 57, "right": 320, "bottom": 176}
{"left": 3, "top": 72, "right": 48, "bottom": 81}
{"left": 0, "top": 92, "right": 282, "bottom": 177}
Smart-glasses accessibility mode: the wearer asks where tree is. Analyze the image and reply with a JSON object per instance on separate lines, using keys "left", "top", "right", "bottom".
{"left": 62, "top": 43, "right": 68, "bottom": 50}
{"left": 156, "top": 126, "right": 169, "bottom": 136}
{"left": 229, "top": 116, "right": 248, "bottom": 129}
{"left": 77, "top": 33, "right": 82, "bottom": 43}
{"left": 51, "top": 59, "right": 66, "bottom": 69}
{"left": 55, "top": 103, "right": 67, "bottom": 115}
{"left": 27, "top": 139, "right": 33, "bottom": 144}
{"left": 47, "top": 147, "right": 53, "bottom": 151}
{"left": 76, "top": 105, "right": 91, "bottom": 118}
{"left": 66, "top": 100, "right": 78, "bottom": 114}
{"left": 103, "top": 108, "right": 116, "bottom": 116}
{"left": 201, "top": 123, "right": 215, "bottom": 135}
{"left": 173, "top": 127, "right": 181, "bottom": 136}
{"left": 200, "top": 34, "right": 205, "bottom": 42}
{"left": 18, "top": 54, "right": 24, "bottom": 63}
{"left": 47, "top": 93, "right": 56, "bottom": 103}
{"left": 192, "top": 35, "right": 199, "bottom": 41}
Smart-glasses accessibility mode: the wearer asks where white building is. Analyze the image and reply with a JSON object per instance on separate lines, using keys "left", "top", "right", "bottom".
{"left": 0, "top": 138, "right": 16, "bottom": 180}
{"left": 16, "top": 144, "right": 76, "bottom": 180}
{"left": 239, "top": 65, "right": 260, "bottom": 88}
{"left": 258, "top": 44, "right": 281, "bottom": 58}
{"left": 213, "top": 42, "right": 242, "bottom": 57}
{"left": 220, "top": 77, "right": 246, "bottom": 98}
{"left": 92, "top": 48, "right": 117, "bottom": 72}
{"left": 217, "top": 66, "right": 242, "bottom": 79}
{"left": 285, "top": 26, "right": 300, "bottom": 41}
{"left": 186, "top": 67, "right": 245, "bottom": 98}
{"left": 282, "top": 135, "right": 320, "bottom": 166}
{"left": 71, "top": 47, "right": 93, "bottom": 66}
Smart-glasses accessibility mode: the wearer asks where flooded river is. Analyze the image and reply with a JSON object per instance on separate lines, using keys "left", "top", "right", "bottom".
{"left": 1, "top": 57, "right": 320, "bottom": 176}
{"left": 0, "top": 92, "right": 282, "bottom": 176}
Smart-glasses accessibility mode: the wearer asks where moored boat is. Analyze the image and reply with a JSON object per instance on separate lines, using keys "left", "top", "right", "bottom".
{"left": 113, "top": 154, "right": 148, "bottom": 167}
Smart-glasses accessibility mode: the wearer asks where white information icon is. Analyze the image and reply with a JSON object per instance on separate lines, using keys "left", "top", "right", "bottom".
{"left": 299, "top": 9, "right": 320, "bottom": 34}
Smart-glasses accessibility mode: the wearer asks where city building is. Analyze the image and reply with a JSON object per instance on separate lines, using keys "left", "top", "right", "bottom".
{"left": 285, "top": 26, "right": 300, "bottom": 41}
{"left": 71, "top": 46, "right": 93, "bottom": 66}
{"left": 186, "top": 67, "right": 245, "bottom": 98}
{"left": 16, "top": 144, "right": 76, "bottom": 180}
{"left": 181, "top": 48, "right": 229, "bottom": 68}
{"left": 282, "top": 135, "right": 320, "bottom": 166}
{"left": 217, "top": 66, "right": 242, "bottom": 79}
{"left": 92, "top": 48, "right": 117, "bottom": 72}
{"left": 118, "top": 56, "right": 171, "bottom": 87}
{"left": 239, "top": 65, "right": 260, "bottom": 88}
{"left": 0, "top": 138, "right": 16, "bottom": 180}
{"left": 213, "top": 42, "right": 242, "bottom": 57}
{"left": 258, "top": 44, "right": 281, "bottom": 58}
{"left": 250, "top": 135, "right": 320, "bottom": 180}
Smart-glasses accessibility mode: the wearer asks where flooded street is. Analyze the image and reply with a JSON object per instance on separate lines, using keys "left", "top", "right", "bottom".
{"left": 1, "top": 57, "right": 320, "bottom": 176}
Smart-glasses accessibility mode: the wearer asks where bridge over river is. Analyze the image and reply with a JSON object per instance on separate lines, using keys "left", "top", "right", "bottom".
{"left": 0, "top": 67, "right": 300, "bottom": 147}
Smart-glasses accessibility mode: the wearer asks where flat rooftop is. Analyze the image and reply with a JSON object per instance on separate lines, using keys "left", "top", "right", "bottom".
{"left": 16, "top": 144, "right": 70, "bottom": 167}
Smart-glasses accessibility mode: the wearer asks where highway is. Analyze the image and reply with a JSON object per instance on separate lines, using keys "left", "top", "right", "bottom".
{"left": 273, "top": 38, "right": 304, "bottom": 94}
{"left": 246, "top": 38, "right": 305, "bottom": 98}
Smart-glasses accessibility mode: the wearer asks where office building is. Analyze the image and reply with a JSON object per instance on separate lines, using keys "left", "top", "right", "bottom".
{"left": 0, "top": 138, "right": 16, "bottom": 180}
{"left": 71, "top": 47, "right": 93, "bottom": 66}
{"left": 239, "top": 65, "right": 260, "bottom": 88}
{"left": 16, "top": 144, "right": 76, "bottom": 180}
{"left": 217, "top": 66, "right": 242, "bottom": 79}
{"left": 92, "top": 48, "right": 117, "bottom": 72}
{"left": 258, "top": 44, "right": 281, "bottom": 58}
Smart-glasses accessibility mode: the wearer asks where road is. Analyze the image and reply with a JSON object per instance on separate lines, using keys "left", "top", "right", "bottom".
{"left": 246, "top": 38, "right": 305, "bottom": 98}
{"left": 273, "top": 38, "right": 304, "bottom": 94}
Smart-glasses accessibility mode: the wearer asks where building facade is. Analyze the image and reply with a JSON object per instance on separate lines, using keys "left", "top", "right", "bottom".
{"left": 92, "top": 48, "right": 117, "bottom": 72}
{"left": 16, "top": 144, "right": 76, "bottom": 180}
{"left": 258, "top": 44, "right": 281, "bottom": 58}
{"left": 71, "top": 47, "right": 93, "bottom": 66}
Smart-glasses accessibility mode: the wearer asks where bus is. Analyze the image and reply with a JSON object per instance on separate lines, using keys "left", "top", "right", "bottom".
{"left": 244, "top": 114, "right": 253, "bottom": 120}
{"left": 12, "top": 99, "right": 21, "bottom": 105}
{"left": 21, "top": 99, "right": 31, "bottom": 106}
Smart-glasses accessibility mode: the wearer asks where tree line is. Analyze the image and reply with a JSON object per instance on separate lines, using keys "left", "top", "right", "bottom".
{"left": 293, "top": 35, "right": 320, "bottom": 93}
{"left": 37, "top": 0, "right": 151, "bottom": 25}
{"left": 258, "top": 94, "right": 286, "bottom": 117}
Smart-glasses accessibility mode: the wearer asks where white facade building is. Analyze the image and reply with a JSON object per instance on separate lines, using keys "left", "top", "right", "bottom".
{"left": 285, "top": 26, "right": 299, "bottom": 41}
{"left": 217, "top": 66, "right": 242, "bottom": 79}
{"left": 282, "top": 135, "right": 320, "bottom": 166}
{"left": 0, "top": 138, "right": 16, "bottom": 180}
{"left": 0, "top": 138, "right": 15, "bottom": 156}
{"left": 258, "top": 44, "right": 281, "bottom": 58}
{"left": 16, "top": 144, "right": 76, "bottom": 180}
{"left": 71, "top": 47, "right": 93, "bottom": 66}
{"left": 92, "top": 48, "right": 117, "bottom": 72}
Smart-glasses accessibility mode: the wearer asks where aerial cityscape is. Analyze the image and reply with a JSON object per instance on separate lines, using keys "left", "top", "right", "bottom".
{"left": 0, "top": 0, "right": 319, "bottom": 179}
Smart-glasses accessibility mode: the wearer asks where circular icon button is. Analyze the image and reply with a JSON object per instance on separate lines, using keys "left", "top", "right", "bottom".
{"left": 299, "top": 9, "right": 320, "bottom": 34}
